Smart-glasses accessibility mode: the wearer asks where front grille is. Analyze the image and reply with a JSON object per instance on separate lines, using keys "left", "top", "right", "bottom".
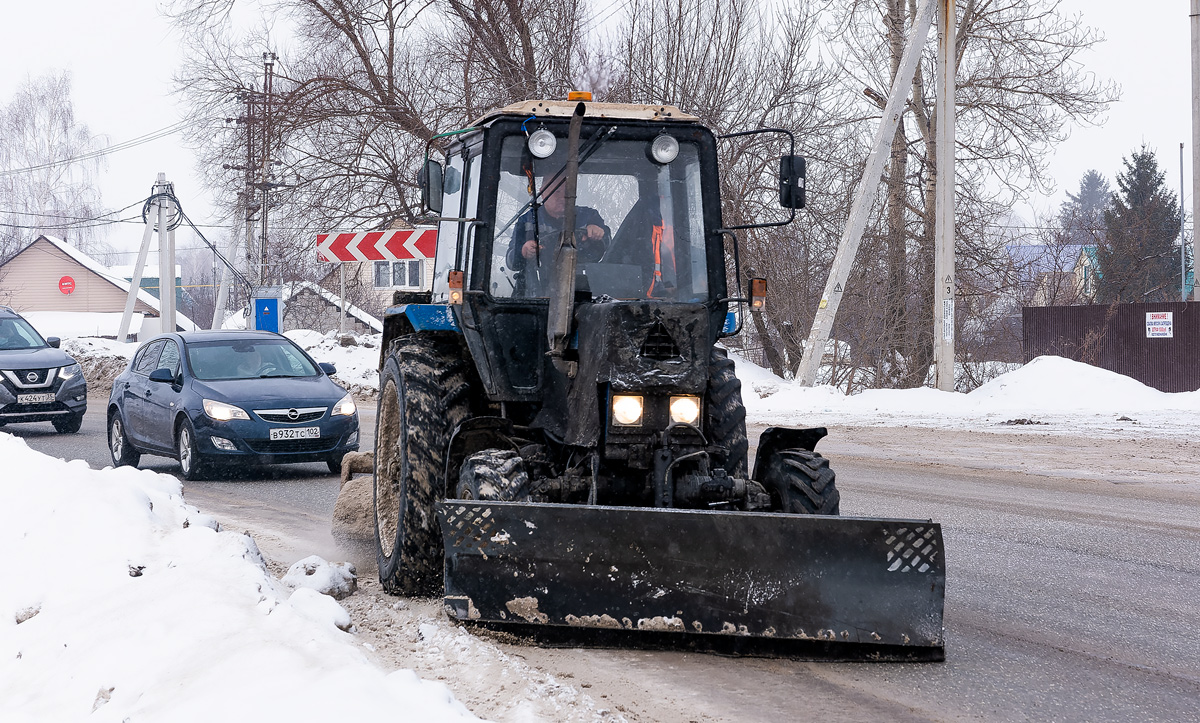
{"left": 244, "top": 438, "right": 337, "bottom": 454}
{"left": 1, "top": 368, "right": 55, "bottom": 389}
{"left": 255, "top": 408, "right": 326, "bottom": 424}
{"left": 640, "top": 321, "right": 681, "bottom": 360}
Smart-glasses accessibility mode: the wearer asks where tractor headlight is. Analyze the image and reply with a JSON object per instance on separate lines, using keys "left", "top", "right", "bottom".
{"left": 203, "top": 399, "right": 251, "bottom": 421}
{"left": 528, "top": 128, "right": 557, "bottom": 159}
{"left": 649, "top": 134, "right": 679, "bottom": 164}
{"left": 332, "top": 393, "right": 357, "bottom": 417}
{"left": 611, "top": 395, "right": 644, "bottom": 426}
{"left": 669, "top": 395, "right": 701, "bottom": 425}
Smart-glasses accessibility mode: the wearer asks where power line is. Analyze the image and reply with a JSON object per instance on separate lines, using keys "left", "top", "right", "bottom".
{"left": 0, "top": 120, "right": 195, "bottom": 178}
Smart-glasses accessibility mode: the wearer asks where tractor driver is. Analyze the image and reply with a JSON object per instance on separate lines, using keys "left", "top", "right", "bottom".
{"left": 507, "top": 180, "right": 610, "bottom": 297}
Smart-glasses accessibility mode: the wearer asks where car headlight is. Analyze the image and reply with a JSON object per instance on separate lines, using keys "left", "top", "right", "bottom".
{"left": 332, "top": 393, "right": 357, "bottom": 417}
{"left": 612, "top": 395, "right": 644, "bottom": 426}
{"left": 58, "top": 363, "right": 83, "bottom": 380}
{"left": 669, "top": 395, "right": 701, "bottom": 425}
{"left": 203, "top": 399, "right": 251, "bottom": 421}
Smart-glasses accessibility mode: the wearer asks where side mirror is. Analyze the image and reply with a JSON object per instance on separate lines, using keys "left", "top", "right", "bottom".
{"left": 319, "top": 362, "right": 337, "bottom": 376}
{"left": 419, "top": 159, "right": 444, "bottom": 214}
{"left": 779, "top": 155, "right": 806, "bottom": 209}
{"left": 148, "top": 368, "right": 174, "bottom": 384}
{"left": 46, "top": 337, "right": 60, "bottom": 348}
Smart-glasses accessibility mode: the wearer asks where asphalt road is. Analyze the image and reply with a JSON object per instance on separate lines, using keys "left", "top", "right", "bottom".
{"left": 10, "top": 403, "right": 1200, "bottom": 721}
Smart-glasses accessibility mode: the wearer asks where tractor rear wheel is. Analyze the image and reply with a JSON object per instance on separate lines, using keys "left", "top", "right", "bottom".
{"left": 374, "top": 334, "right": 471, "bottom": 596}
{"left": 761, "top": 449, "right": 840, "bottom": 515}
{"left": 705, "top": 347, "right": 748, "bottom": 477}
{"left": 456, "top": 449, "right": 530, "bottom": 501}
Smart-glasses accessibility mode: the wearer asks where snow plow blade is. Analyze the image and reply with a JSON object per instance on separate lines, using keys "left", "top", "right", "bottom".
{"left": 437, "top": 501, "right": 945, "bottom": 660}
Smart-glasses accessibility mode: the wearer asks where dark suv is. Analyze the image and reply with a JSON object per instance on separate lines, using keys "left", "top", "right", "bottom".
{"left": 0, "top": 306, "right": 87, "bottom": 433}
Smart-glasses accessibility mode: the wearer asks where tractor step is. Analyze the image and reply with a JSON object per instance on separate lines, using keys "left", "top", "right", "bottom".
{"left": 436, "top": 500, "right": 945, "bottom": 660}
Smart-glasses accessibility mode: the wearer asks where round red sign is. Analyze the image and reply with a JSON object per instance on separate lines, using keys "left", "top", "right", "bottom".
{"left": 59, "top": 276, "right": 75, "bottom": 295}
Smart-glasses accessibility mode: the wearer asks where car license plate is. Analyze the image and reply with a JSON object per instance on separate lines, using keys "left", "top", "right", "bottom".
{"left": 17, "top": 393, "right": 56, "bottom": 404}
{"left": 269, "top": 427, "right": 320, "bottom": 441}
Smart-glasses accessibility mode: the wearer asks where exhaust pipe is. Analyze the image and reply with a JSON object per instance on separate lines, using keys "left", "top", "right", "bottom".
{"left": 546, "top": 102, "right": 586, "bottom": 375}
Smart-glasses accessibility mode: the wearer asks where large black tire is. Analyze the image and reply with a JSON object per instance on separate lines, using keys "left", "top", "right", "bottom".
{"left": 705, "top": 347, "right": 748, "bottom": 477}
{"left": 108, "top": 411, "right": 140, "bottom": 468}
{"left": 176, "top": 418, "right": 208, "bottom": 481}
{"left": 53, "top": 412, "right": 83, "bottom": 434}
{"left": 761, "top": 449, "right": 840, "bottom": 515}
{"left": 456, "top": 449, "right": 530, "bottom": 501}
{"left": 374, "top": 334, "right": 471, "bottom": 596}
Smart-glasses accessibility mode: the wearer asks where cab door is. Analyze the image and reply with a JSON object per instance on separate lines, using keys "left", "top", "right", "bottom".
{"left": 141, "top": 339, "right": 183, "bottom": 451}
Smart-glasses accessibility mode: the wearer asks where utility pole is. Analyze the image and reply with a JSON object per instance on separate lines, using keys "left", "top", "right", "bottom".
{"left": 1192, "top": 0, "right": 1199, "bottom": 300}
{"left": 260, "top": 52, "right": 277, "bottom": 287}
{"left": 933, "top": 0, "right": 957, "bottom": 391}
{"left": 796, "top": 0, "right": 937, "bottom": 387}
{"left": 1183, "top": 143, "right": 1188, "bottom": 302}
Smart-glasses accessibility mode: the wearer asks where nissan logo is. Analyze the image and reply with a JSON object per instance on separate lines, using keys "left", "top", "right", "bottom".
{"left": 25, "top": 372, "right": 37, "bottom": 383}
{"left": 287, "top": 408, "right": 299, "bottom": 421}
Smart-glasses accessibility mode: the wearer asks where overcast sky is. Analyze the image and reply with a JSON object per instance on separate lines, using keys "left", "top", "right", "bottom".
{"left": 0, "top": 0, "right": 1193, "bottom": 258}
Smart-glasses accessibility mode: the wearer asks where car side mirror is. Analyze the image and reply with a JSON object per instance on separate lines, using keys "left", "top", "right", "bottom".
{"left": 419, "top": 159, "right": 444, "bottom": 214}
{"left": 779, "top": 155, "right": 806, "bottom": 209}
{"left": 46, "top": 337, "right": 60, "bottom": 348}
{"left": 319, "top": 362, "right": 337, "bottom": 376}
{"left": 149, "top": 368, "right": 174, "bottom": 384}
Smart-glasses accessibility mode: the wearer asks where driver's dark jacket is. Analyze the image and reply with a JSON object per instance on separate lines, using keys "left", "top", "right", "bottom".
{"left": 506, "top": 205, "right": 610, "bottom": 289}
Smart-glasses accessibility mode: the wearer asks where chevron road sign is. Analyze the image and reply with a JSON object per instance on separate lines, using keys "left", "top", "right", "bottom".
{"left": 316, "top": 227, "right": 437, "bottom": 263}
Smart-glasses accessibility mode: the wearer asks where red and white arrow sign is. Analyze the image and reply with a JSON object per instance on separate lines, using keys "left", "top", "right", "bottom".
{"left": 316, "top": 227, "right": 437, "bottom": 263}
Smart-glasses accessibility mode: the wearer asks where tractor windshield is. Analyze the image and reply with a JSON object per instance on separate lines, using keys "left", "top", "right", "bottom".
{"left": 490, "top": 132, "right": 709, "bottom": 302}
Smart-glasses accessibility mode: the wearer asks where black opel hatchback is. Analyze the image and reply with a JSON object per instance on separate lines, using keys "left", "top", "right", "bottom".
{"left": 0, "top": 306, "right": 86, "bottom": 433}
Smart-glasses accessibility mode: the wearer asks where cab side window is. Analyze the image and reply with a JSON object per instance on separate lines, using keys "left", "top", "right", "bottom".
{"left": 134, "top": 340, "right": 165, "bottom": 376}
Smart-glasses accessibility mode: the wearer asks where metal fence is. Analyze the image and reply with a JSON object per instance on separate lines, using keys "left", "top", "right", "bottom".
{"left": 1022, "top": 302, "right": 1200, "bottom": 392}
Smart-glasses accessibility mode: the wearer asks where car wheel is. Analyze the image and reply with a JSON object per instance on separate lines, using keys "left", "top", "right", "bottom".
{"left": 176, "top": 418, "right": 207, "bottom": 481}
{"left": 108, "top": 413, "right": 140, "bottom": 468}
{"left": 327, "top": 451, "right": 347, "bottom": 475}
{"left": 53, "top": 412, "right": 84, "bottom": 434}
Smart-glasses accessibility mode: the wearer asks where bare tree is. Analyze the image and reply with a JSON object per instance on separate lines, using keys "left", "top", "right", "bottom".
{"left": 0, "top": 72, "right": 108, "bottom": 261}
{"left": 823, "top": 0, "right": 1117, "bottom": 387}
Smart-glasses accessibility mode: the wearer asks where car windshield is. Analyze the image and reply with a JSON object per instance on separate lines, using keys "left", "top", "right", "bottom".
{"left": 185, "top": 339, "right": 318, "bottom": 381}
{"left": 490, "top": 133, "right": 709, "bottom": 302}
{"left": 0, "top": 318, "right": 47, "bottom": 350}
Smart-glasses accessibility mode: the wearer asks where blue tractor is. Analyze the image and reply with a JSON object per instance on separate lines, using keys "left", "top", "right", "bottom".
{"left": 371, "top": 97, "right": 945, "bottom": 659}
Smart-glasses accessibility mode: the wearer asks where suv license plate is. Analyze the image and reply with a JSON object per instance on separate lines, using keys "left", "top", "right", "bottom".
{"left": 17, "top": 393, "right": 56, "bottom": 404}
{"left": 269, "top": 427, "right": 320, "bottom": 441}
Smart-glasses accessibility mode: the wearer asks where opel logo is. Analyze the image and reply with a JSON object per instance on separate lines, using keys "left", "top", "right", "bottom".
{"left": 25, "top": 372, "right": 37, "bottom": 383}
{"left": 287, "top": 408, "right": 299, "bottom": 421}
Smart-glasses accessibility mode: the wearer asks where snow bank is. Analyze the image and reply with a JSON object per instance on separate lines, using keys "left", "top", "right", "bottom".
{"left": 284, "top": 329, "right": 382, "bottom": 399}
{"left": 0, "top": 434, "right": 474, "bottom": 722}
{"left": 731, "top": 352, "right": 1200, "bottom": 436}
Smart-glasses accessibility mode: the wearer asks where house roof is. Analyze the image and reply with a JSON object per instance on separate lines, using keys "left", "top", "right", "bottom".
{"left": 18, "top": 236, "right": 198, "bottom": 331}
{"left": 283, "top": 280, "right": 383, "bottom": 332}
{"left": 1006, "top": 244, "right": 1093, "bottom": 283}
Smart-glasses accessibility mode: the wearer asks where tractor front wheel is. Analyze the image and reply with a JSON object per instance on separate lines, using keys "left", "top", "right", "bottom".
{"left": 760, "top": 449, "right": 840, "bottom": 515}
{"left": 373, "top": 334, "right": 470, "bottom": 596}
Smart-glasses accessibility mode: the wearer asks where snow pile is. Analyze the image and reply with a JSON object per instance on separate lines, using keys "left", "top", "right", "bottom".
{"left": 285, "top": 329, "right": 383, "bottom": 399}
{"left": 0, "top": 433, "right": 474, "bottom": 722}
{"left": 281, "top": 555, "right": 358, "bottom": 600}
{"left": 732, "top": 352, "right": 1200, "bottom": 436}
{"left": 61, "top": 336, "right": 138, "bottom": 396}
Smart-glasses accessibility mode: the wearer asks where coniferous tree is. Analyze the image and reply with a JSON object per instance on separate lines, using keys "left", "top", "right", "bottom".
{"left": 1059, "top": 169, "right": 1110, "bottom": 245}
{"left": 1097, "top": 147, "right": 1179, "bottom": 303}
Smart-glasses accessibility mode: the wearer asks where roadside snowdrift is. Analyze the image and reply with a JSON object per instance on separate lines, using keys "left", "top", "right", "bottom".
{"left": 0, "top": 433, "right": 473, "bottom": 722}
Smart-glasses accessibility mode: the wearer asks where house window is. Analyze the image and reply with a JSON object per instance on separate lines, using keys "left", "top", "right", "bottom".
{"left": 374, "top": 259, "right": 425, "bottom": 289}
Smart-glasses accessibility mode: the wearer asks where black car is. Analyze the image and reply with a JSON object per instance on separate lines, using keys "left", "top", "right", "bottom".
{"left": 0, "top": 306, "right": 86, "bottom": 433}
{"left": 106, "top": 330, "right": 359, "bottom": 479}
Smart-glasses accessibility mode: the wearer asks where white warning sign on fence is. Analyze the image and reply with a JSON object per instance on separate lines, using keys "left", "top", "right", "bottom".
{"left": 1146, "top": 311, "right": 1173, "bottom": 338}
